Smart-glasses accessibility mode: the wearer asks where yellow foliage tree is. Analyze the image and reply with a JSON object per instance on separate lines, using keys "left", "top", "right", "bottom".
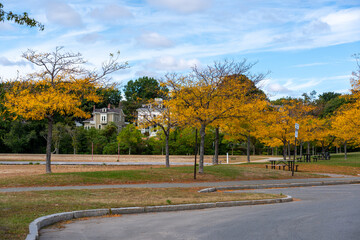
{"left": 259, "top": 99, "right": 314, "bottom": 160}
{"left": 331, "top": 54, "right": 360, "bottom": 158}
{"left": 221, "top": 99, "right": 267, "bottom": 162}
{"left": 166, "top": 60, "right": 266, "bottom": 173}
{"left": 4, "top": 47, "right": 128, "bottom": 173}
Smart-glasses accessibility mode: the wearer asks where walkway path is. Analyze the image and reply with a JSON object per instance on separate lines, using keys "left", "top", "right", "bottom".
{"left": 0, "top": 161, "right": 210, "bottom": 166}
{"left": 0, "top": 157, "right": 280, "bottom": 166}
{"left": 2, "top": 175, "right": 360, "bottom": 193}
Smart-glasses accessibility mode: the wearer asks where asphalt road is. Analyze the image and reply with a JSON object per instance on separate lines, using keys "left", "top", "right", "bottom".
{"left": 40, "top": 184, "right": 360, "bottom": 240}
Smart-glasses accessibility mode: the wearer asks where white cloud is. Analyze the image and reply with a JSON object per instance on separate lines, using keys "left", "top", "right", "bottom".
{"left": 302, "top": 20, "right": 331, "bottom": 35}
{"left": 137, "top": 32, "right": 174, "bottom": 48}
{"left": 322, "top": 8, "right": 360, "bottom": 32}
{"left": 78, "top": 33, "right": 101, "bottom": 44}
{"left": 147, "top": 56, "right": 200, "bottom": 71}
{"left": 0, "top": 57, "right": 28, "bottom": 67}
{"left": 147, "top": 0, "right": 212, "bottom": 14}
{"left": 292, "top": 62, "right": 328, "bottom": 68}
{"left": 267, "top": 83, "right": 293, "bottom": 94}
{"left": 135, "top": 70, "right": 159, "bottom": 78}
{"left": 90, "top": 4, "right": 133, "bottom": 21}
{"left": 0, "top": 22, "right": 15, "bottom": 31}
{"left": 46, "top": 1, "right": 83, "bottom": 27}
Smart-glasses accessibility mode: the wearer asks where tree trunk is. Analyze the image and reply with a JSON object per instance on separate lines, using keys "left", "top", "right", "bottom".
{"left": 276, "top": 147, "right": 278, "bottom": 155}
{"left": 300, "top": 141, "right": 303, "bottom": 157}
{"left": 344, "top": 141, "right": 347, "bottom": 160}
{"left": 247, "top": 135, "right": 251, "bottom": 163}
{"left": 165, "top": 132, "right": 170, "bottom": 168}
{"left": 282, "top": 142, "right": 286, "bottom": 160}
{"left": 199, "top": 124, "right": 206, "bottom": 174}
{"left": 45, "top": 116, "right": 53, "bottom": 173}
{"left": 336, "top": 147, "right": 338, "bottom": 154}
{"left": 287, "top": 141, "right": 291, "bottom": 160}
{"left": 212, "top": 127, "right": 219, "bottom": 165}
{"left": 128, "top": 147, "right": 131, "bottom": 155}
{"left": 307, "top": 142, "right": 310, "bottom": 154}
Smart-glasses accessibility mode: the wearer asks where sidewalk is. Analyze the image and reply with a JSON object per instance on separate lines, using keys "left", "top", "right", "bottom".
{"left": 2, "top": 175, "right": 360, "bottom": 193}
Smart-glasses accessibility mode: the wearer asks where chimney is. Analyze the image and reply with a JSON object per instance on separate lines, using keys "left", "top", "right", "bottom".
{"left": 108, "top": 103, "right": 111, "bottom": 109}
{"left": 93, "top": 105, "right": 95, "bottom": 112}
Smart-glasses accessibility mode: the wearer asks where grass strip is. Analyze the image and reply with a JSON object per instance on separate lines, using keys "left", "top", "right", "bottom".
{"left": 0, "top": 165, "right": 320, "bottom": 188}
{"left": 0, "top": 188, "right": 281, "bottom": 240}
{"left": 243, "top": 153, "right": 360, "bottom": 175}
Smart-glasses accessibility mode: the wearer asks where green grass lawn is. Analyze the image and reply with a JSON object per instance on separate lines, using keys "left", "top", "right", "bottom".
{"left": 314, "top": 152, "right": 360, "bottom": 167}
{"left": 0, "top": 165, "right": 320, "bottom": 188}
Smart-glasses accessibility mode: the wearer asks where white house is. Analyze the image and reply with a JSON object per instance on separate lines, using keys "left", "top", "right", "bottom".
{"left": 136, "top": 98, "right": 164, "bottom": 137}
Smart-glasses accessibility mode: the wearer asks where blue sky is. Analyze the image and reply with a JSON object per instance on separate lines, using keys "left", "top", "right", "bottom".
{"left": 1, "top": 0, "right": 359, "bottom": 99}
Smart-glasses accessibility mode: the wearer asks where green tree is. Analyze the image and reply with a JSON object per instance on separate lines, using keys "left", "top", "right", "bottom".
{"left": 122, "top": 76, "right": 167, "bottom": 122}
{"left": 2, "top": 121, "right": 37, "bottom": 153}
{"left": 86, "top": 128, "right": 107, "bottom": 154}
{"left": 0, "top": 3, "right": 44, "bottom": 30}
{"left": 117, "top": 124, "right": 142, "bottom": 154}
{"left": 316, "top": 92, "right": 347, "bottom": 118}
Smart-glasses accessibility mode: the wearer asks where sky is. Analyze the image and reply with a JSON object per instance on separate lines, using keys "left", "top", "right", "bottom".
{"left": 0, "top": 0, "right": 359, "bottom": 100}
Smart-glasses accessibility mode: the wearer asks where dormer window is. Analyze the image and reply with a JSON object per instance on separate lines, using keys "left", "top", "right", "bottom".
{"left": 102, "top": 108, "right": 107, "bottom": 113}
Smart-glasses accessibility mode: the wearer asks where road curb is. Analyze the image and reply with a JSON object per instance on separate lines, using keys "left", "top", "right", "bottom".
{"left": 25, "top": 195, "right": 292, "bottom": 240}
{"left": 198, "top": 180, "right": 360, "bottom": 192}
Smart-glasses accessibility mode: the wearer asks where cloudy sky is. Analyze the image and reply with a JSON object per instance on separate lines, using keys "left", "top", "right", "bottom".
{"left": 1, "top": 0, "right": 359, "bottom": 99}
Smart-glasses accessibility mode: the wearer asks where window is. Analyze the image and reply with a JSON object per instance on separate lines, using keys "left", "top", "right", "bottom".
{"left": 100, "top": 114, "right": 107, "bottom": 123}
{"left": 98, "top": 125, "right": 101, "bottom": 129}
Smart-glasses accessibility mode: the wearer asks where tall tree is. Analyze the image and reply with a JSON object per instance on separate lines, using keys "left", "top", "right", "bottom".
{"left": 166, "top": 60, "right": 265, "bottom": 173}
{"left": 222, "top": 99, "right": 267, "bottom": 162}
{"left": 331, "top": 53, "right": 360, "bottom": 158}
{"left": 0, "top": 3, "right": 44, "bottom": 30}
{"left": 4, "top": 47, "right": 128, "bottom": 173}
{"left": 123, "top": 76, "right": 167, "bottom": 122}
{"left": 259, "top": 99, "right": 314, "bottom": 160}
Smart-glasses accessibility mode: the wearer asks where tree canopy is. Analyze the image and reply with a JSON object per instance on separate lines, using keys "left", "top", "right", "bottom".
{"left": 4, "top": 47, "right": 128, "bottom": 173}
{"left": 0, "top": 3, "right": 44, "bottom": 30}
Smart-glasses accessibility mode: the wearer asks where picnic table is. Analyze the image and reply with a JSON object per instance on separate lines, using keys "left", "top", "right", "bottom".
{"left": 303, "top": 153, "right": 312, "bottom": 162}
{"left": 267, "top": 159, "right": 298, "bottom": 172}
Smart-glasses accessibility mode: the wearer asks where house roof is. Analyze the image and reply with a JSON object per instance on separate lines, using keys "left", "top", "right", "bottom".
{"left": 83, "top": 117, "right": 93, "bottom": 123}
{"left": 93, "top": 108, "right": 123, "bottom": 114}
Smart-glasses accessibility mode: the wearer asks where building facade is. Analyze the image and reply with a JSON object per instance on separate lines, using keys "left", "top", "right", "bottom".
{"left": 83, "top": 105, "right": 126, "bottom": 130}
{"left": 136, "top": 98, "right": 163, "bottom": 137}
